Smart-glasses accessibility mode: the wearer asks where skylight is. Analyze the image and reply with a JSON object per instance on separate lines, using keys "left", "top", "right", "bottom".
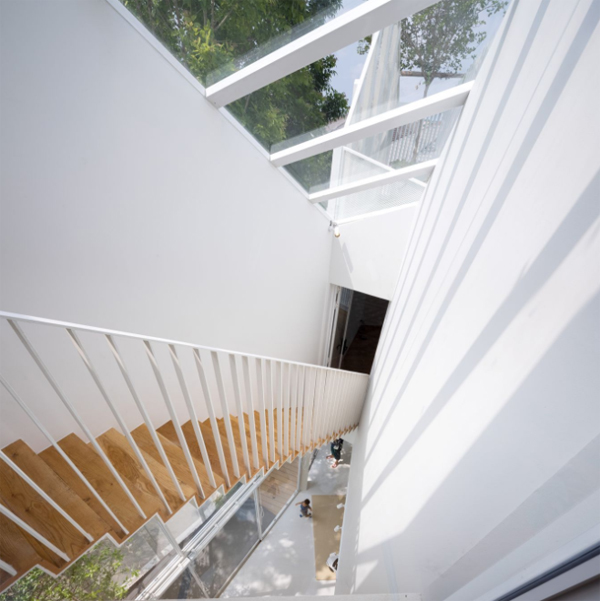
{"left": 119, "top": 0, "right": 510, "bottom": 220}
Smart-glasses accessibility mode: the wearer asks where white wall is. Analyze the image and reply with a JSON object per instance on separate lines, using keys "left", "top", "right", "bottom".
{"left": 0, "top": 0, "right": 332, "bottom": 450}
{"left": 330, "top": 204, "right": 417, "bottom": 300}
{"left": 337, "top": 0, "right": 600, "bottom": 599}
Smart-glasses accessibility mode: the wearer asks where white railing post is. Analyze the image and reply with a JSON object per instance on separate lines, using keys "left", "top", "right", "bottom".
{"left": 7, "top": 320, "right": 147, "bottom": 519}
{"left": 295, "top": 366, "right": 305, "bottom": 454}
{"left": 210, "top": 351, "right": 240, "bottom": 480}
{"left": 289, "top": 364, "right": 298, "bottom": 455}
{"left": 255, "top": 358, "right": 269, "bottom": 466}
{"left": 283, "top": 362, "right": 290, "bottom": 459}
{"left": 106, "top": 335, "right": 186, "bottom": 502}
{"left": 266, "top": 360, "right": 276, "bottom": 464}
{"left": 303, "top": 368, "right": 317, "bottom": 450}
{"left": 193, "top": 349, "right": 231, "bottom": 488}
{"left": 169, "top": 345, "right": 217, "bottom": 490}
{"left": 0, "top": 375, "right": 129, "bottom": 535}
{"left": 0, "top": 560, "right": 16, "bottom": 577}
{"left": 242, "top": 356, "right": 260, "bottom": 470}
{"left": 229, "top": 354, "right": 251, "bottom": 477}
{"left": 144, "top": 340, "right": 205, "bottom": 499}
{"left": 276, "top": 362, "right": 284, "bottom": 464}
{"left": 0, "top": 504, "right": 70, "bottom": 563}
{"left": 0, "top": 450, "right": 94, "bottom": 542}
{"left": 67, "top": 329, "right": 173, "bottom": 514}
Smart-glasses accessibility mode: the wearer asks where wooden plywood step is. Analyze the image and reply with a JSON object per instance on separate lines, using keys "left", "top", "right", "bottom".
{"left": 156, "top": 420, "right": 227, "bottom": 493}
{"left": 96, "top": 428, "right": 192, "bottom": 518}
{"left": 0, "top": 459, "right": 90, "bottom": 561}
{"left": 2, "top": 440, "right": 112, "bottom": 542}
{"left": 131, "top": 423, "right": 223, "bottom": 501}
{"left": 40, "top": 434, "right": 145, "bottom": 534}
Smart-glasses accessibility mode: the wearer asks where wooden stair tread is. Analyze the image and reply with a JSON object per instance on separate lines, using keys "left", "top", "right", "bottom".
{"left": 45, "top": 434, "right": 145, "bottom": 533}
{"left": 37, "top": 446, "right": 127, "bottom": 540}
{"left": 3, "top": 440, "right": 112, "bottom": 542}
{"left": 0, "top": 512, "right": 44, "bottom": 575}
{"left": 97, "top": 429, "right": 191, "bottom": 518}
{"left": 0, "top": 459, "right": 90, "bottom": 560}
{"left": 131, "top": 424, "right": 222, "bottom": 499}
{"left": 156, "top": 420, "right": 230, "bottom": 492}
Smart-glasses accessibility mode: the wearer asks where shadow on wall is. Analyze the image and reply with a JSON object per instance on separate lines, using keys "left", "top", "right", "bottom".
{"left": 338, "top": 0, "right": 600, "bottom": 597}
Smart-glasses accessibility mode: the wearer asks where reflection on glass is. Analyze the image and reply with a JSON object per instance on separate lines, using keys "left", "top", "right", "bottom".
{"left": 257, "top": 457, "right": 300, "bottom": 532}
{"left": 285, "top": 107, "right": 460, "bottom": 193}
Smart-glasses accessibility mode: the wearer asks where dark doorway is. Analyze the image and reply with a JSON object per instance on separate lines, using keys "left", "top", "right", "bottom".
{"left": 329, "top": 288, "right": 389, "bottom": 375}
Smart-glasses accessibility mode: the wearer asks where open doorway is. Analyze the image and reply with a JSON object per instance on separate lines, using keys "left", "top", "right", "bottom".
{"left": 327, "top": 287, "right": 389, "bottom": 375}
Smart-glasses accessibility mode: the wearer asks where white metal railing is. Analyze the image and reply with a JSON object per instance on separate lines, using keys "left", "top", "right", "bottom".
{"left": 0, "top": 310, "right": 369, "bottom": 570}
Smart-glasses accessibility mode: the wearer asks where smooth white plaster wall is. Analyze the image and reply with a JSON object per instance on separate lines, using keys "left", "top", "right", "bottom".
{"left": 0, "top": 0, "right": 332, "bottom": 450}
{"left": 330, "top": 204, "right": 418, "bottom": 301}
{"left": 337, "top": 0, "right": 600, "bottom": 599}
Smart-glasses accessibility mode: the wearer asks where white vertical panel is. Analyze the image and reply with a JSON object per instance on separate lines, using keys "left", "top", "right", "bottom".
{"left": 295, "top": 366, "right": 305, "bottom": 453}
{"left": 267, "top": 360, "right": 276, "bottom": 464}
{"left": 255, "top": 358, "right": 269, "bottom": 466}
{"left": 230, "top": 354, "right": 251, "bottom": 477}
{"left": 277, "top": 362, "right": 284, "bottom": 463}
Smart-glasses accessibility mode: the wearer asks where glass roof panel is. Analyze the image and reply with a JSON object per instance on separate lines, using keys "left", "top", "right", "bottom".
{"left": 284, "top": 107, "right": 462, "bottom": 193}
{"left": 121, "top": 0, "right": 366, "bottom": 88}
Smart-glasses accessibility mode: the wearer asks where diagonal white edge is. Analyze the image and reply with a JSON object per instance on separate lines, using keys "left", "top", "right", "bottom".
{"left": 205, "top": 0, "right": 439, "bottom": 107}
{"left": 271, "top": 82, "right": 473, "bottom": 166}
{"left": 0, "top": 559, "right": 17, "bottom": 577}
{"left": 309, "top": 159, "right": 438, "bottom": 203}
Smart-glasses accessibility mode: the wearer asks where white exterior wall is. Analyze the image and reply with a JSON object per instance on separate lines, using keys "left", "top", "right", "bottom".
{"left": 337, "top": 1, "right": 600, "bottom": 599}
{"left": 329, "top": 204, "right": 418, "bottom": 300}
{"left": 0, "top": 0, "right": 332, "bottom": 449}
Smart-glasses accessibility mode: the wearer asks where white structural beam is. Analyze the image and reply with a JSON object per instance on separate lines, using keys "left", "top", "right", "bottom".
{"left": 271, "top": 82, "right": 472, "bottom": 166}
{"left": 309, "top": 159, "right": 437, "bottom": 203}
{"left": 205, "top": 0, "right": 439, "bottom": 107}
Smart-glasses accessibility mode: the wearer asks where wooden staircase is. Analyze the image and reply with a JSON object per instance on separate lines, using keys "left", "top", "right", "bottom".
{"left": 0, "top": 408, "right": 352, "bottom": 592}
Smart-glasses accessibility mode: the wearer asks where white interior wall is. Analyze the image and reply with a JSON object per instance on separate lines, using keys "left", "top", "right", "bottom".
{"left": 337, "top": 0, "right": 600, "bottom": 599}
{"left": 329, "top": 204, "right": 417, "bottom": 300}
{"left": 0, "top": 0, "right": 332, "bottom": 450}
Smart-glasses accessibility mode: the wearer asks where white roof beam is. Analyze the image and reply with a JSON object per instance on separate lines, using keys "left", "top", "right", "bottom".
{"left": 272, "top": 82, "right": 472, "bottom": 166}
{"left": 205, "top": 0, "right": 440, "bottom": 107}
{"left": 308, "top": 159, "right": 437, "bottom": 203}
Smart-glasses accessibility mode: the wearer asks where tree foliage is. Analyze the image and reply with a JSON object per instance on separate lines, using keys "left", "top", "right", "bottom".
{"left": 124, "top": 0, "right": 350, "bottom": 148}
{"left": 398, "top": 0, "right": 507, "bottom": 97}
{"left": 0, "top": 544, "right": 138, "bottom": 601}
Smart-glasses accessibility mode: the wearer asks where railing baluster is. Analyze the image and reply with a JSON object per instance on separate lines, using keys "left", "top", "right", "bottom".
{"left": 106, "top": 335, "right": 185, "bottom": 501}
{"left": 295, "top": 366, "right": 305, "bottom": 454}
{"left": 169, "top": 345, "right": 217, "bottom": 489}
{"left": 304, "top": 368, "right": 317, "bottom": 450}
{"left": 0, "top": 559, "right": 16, "bottom": 577}
{"left": 211, "top": 351, "right": 240, "bottom": 479}
{"left": 0, "top": 450, "right": 94, "bottom": 541}
{"left": 229, "top": 354, "right": 250, "bottom": 477}
{"left": 241, "top": 356, "right": 260, "bottom": 469}
{"left": 267, "top": 360, "right": 276, "bottom": 464}
{"left": 193, "top": 349, "right": 231, "bottom": 487}
{"left": 8, "top": 320, "right": 146, "bottom": 519}
{"left": 289, "top": 364, "right": 298, "bottom": 456}
{"left": 67, "top": 329, "right": 172, "bottom": 514}
{"left": 276, "top": 362, "right": 284, "bottom": 464}
{"left": 0, "top": 375, "right": 129, "bottom": 534}
{"left": 0, "top": 504, "right": 70, "bottom": 563}
{"left": 144, "top": 340, "right": 205, "bottom": 499}
{"left": 255, "top": 358, "right": 269, "bottom": 467}
{"left": 283, "top": 362, "right": 290, "bottom": 459}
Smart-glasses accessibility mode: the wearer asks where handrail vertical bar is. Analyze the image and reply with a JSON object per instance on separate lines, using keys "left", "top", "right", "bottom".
{"left": 169, "top": 345, "right": 217, "bottom": 489}
{"left": 0, "top": 450, "right": 94, "bottom": 541}
{"left": 331, "top": 371, "right": 342, "bottom": 437}
{"left": 8, "top": 320, "right": 146, "bottom": 519}
{"left": 267, "top": 360, "right": 276, "bottom": 464}
{"left": 193, "top": 349, "right": 231, "bottom": 487}
{"left": 289, "top": 364, "right": 297, "bottom": 456}
{"left": 317, "top": 370, "right": 327, "bottom": 444}
{"left": 304, "top": 368, "right": 316, "bottom": 450}
{"left": 295, "top": 366, "right": 305, "bottom": 454}
{"left": 106, "top": 335, "right": 185, "bottom": 501}
{"left": 0, "top": 560, "right": 16, "bottom": 577}
{"left": 0, "top": 504, "right": 70, "bottom": 562}
{"left": 255, "top": 358, "right": 269, "bottom": 466}
{"left": 277, "top": 362, "right": 283, "bottom": 464}
{"left": 229, "top": 354, "right": 250, "bottom": 477}
{"left": 242, "top": 356, "right": 260, "bottom": 470}
{"left": 144, "top": 340, "right": 205, "bottom": 499}
{"left": 283, "top": 362, "right": 290, "bottom": 459}
{"left": 67, "top": 329, "right": 172, "bottom": 514}
{"left": 0, "top": 375, "right": 129, "bottom": 534}
{"left": 210, "top": 351, "right": 240, "bottom": 479}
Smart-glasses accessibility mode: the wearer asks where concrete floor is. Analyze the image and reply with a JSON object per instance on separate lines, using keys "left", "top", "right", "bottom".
{"left": 221, "top": 442, "right": 353, "bottom": 598}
